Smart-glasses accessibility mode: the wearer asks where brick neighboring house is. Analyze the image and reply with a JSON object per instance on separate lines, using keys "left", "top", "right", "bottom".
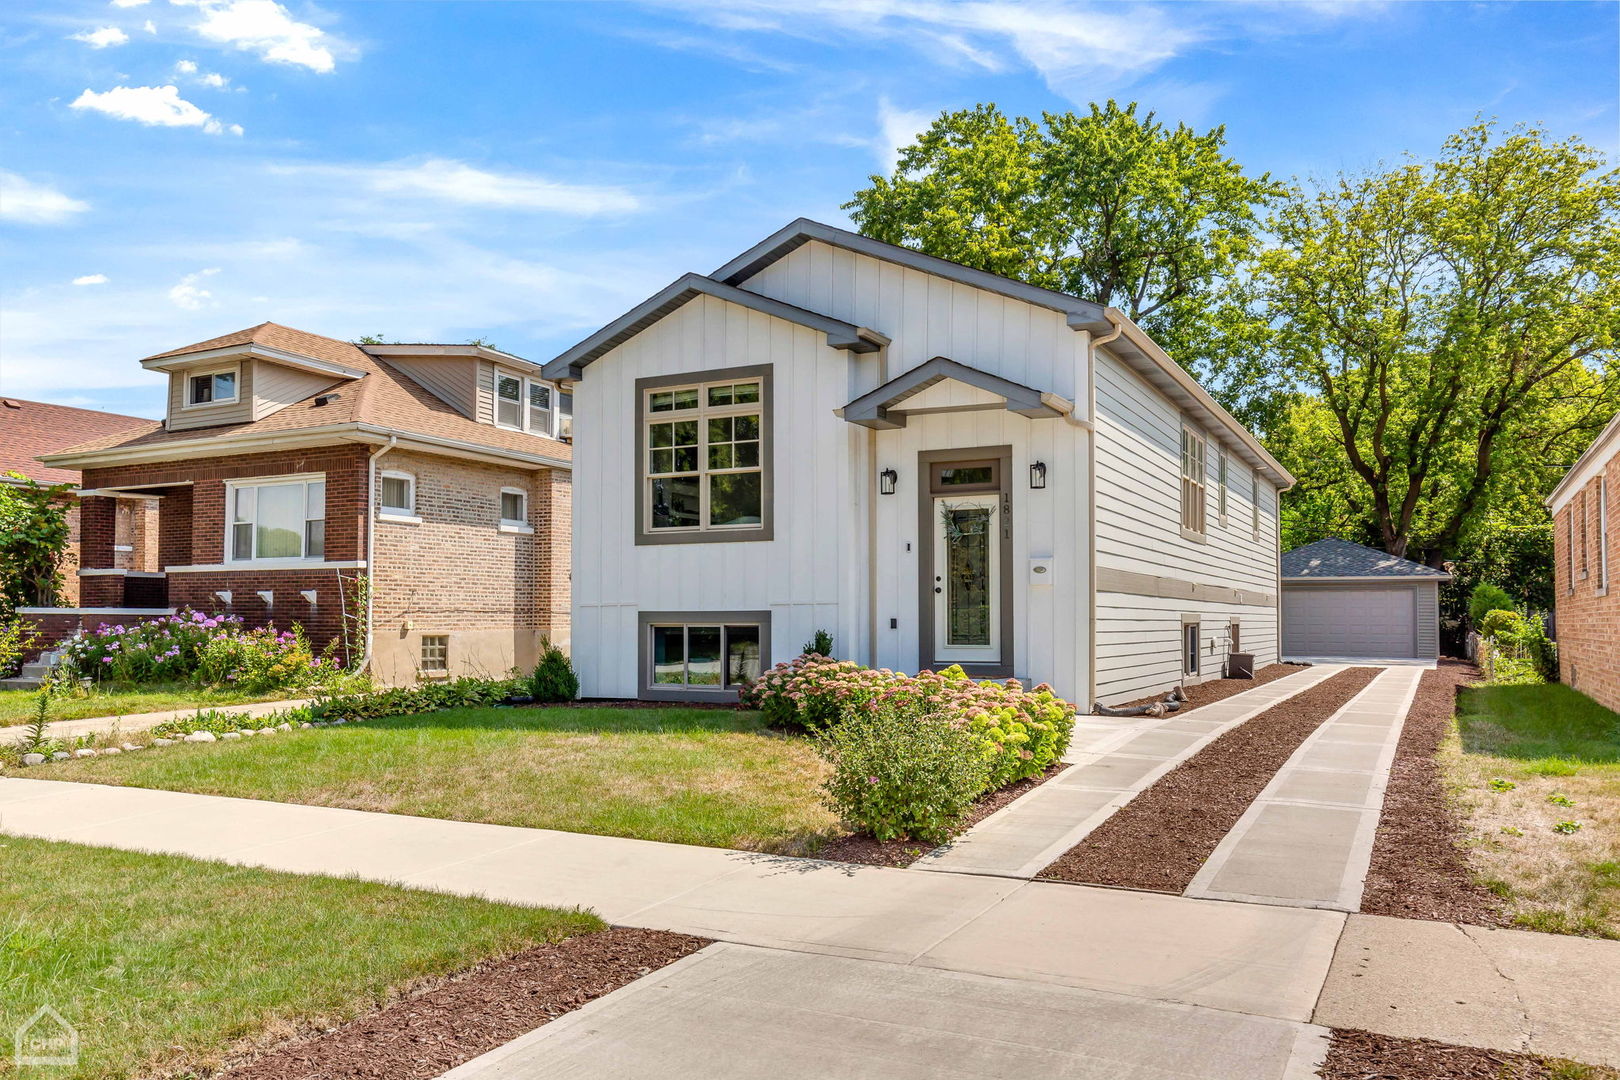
{"left": 1, "top": 398, "right": 157, "bottom": 605}
{"left": 36, "top": 323, "right": 573, "bottom": 685}
{"left": 1548, "top": 410, "right": 1619, "bottom": 713}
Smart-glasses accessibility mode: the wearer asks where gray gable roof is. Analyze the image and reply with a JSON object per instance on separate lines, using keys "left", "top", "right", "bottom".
{"left": 839, "top": 356, "right": 1072, "bottom": 430}
{"left": 542, "top": 273, "right": 887, "bottom": 380}
{"left": 1282, "top": 538, "right": 1451, "bottom": 581}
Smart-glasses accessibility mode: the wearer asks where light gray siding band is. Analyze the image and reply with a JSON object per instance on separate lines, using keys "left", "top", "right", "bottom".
{"left": 1096, "top": 566, "right": 1276, "bottom": 608}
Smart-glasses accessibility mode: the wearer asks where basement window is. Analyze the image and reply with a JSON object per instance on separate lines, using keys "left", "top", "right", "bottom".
{"left": 420, "top": 635, "right": 449, "bottom": 674}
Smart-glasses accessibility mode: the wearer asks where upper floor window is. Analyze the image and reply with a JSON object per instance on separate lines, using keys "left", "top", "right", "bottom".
{"left": 188, "top": 368, "right": 238, "bottom": 407}
{"left": 494, "top": 369, "right": 557, "bottom": 437}
{"left": 639, "top": 369, "right": 770, "bottom": 541}
{"left": 499, "top": 487, "right": 530, "bottom": 532}
{"left": 1180, "top": 427, "right": 1207, "bottom": 537}
{"left": 1250, "top": 468, "right": 1261, "bottom": 537}
{"left": 1217, "top": 449, "right": 1229, "bottom": 522}
{"left": 557, "top": 392, "right": 574, "bottom": 441}
{"left": 1599, "top": 477, "right": 1610, "bottom": 593}
{"left": 227, "top": 475, "right": 324, "bottom": 562}
{"left": 1578, "top": 488, "right": 1589, "bottom": 577}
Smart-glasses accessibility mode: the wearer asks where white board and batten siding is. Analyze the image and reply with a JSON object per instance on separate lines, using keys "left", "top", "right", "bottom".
{"left": 1093, "top": 349, "right": 1282, "bottom": 704}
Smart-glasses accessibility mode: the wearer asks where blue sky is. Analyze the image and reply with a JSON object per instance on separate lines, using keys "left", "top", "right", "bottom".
{"left": 2, "top": 0, "right": 1615, "bottom": 418}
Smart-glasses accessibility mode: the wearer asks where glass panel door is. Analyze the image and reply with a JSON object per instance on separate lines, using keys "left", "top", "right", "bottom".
{"left": 933, "top": 493, "right": 999, "bottom": 663}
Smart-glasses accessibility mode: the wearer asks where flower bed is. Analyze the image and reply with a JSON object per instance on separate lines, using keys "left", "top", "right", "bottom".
{"left": 57, "top": 610, "right": 354, "bottom": 693}
{"left": 743, "top": 655, "right": 1078, "bottom": 843}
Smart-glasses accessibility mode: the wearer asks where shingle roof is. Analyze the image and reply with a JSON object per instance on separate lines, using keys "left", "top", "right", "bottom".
{"left": 0, "top": 398, "right": 154, "bottom": 485}
{"left": 46, "top": 323, "right": 570, "bottom": 466}
{"left": 1282, "top": 538, "right": 1450, "bottom": 581}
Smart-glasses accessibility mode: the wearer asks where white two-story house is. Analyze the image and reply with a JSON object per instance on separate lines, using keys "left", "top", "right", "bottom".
{"left": 543, "top": 220, "right": 1292, "bottom": 706}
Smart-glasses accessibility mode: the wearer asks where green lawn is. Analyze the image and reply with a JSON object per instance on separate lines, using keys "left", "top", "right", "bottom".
{"left": 1449, "top": 682, "right": 1620, "bottom": 938}
{"left": 0, "top": 683, "right": 302, "bottom": 726}
{"left": 31, "top": 705, "right": 839, "bottom": 853}
{"left": 0, "top": 835, "right": 601, "bottom": 1080}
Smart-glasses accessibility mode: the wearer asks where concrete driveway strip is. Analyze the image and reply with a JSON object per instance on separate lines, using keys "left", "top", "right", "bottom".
{"left": 1315, "top": 914, "right": 1620, "bottom": 1069}
{"left": 919, "top": 665, "right": 1347, "bottom": 879}
{"left": 1184, "top": 666, "right": 1423, "bottom": 911}
{"left": 441, "top": 943, "right": 1333, "bottom": 1080}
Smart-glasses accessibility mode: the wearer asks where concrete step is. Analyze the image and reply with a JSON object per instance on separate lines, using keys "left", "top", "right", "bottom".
{"left": 0, "top": 677, "right": 45, "bottom": 692}
{"left": 19, "top": 664, "right": 54, "bottom": 679}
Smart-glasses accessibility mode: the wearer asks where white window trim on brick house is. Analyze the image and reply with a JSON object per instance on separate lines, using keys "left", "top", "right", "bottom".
{"left": 1598, "top": 476, "right": 1609, "bottom": 597}
{"left": 183, "top": 365, "right": 240, "bottom": 410}
{"left": 378, "top": 469, "right": 419, "bottom": 523}
{"left": 224, "top": 472, "right": 326, "bottom": 563}
{"left": 499, "top": 486, "right": 532, "bottom": 533}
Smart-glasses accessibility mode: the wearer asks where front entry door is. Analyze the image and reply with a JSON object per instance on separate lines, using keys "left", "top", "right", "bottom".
{"left": 933, "top": 493, "right": 1000, "bottom": 664}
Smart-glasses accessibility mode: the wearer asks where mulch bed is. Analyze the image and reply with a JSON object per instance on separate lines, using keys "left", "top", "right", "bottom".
{"left": 1039, "top": 667, "right": 1380, "bottom": 891}
{"left": 812, "top": 763, "right": 1071, "bottom": 868}
{"left": 1320, "top": 1029, "right": 1618, "bottom": 1079}
{"left": 1359, "top": 659, "right": 1509, "bottom": 926}
{"left": 220, "top": 928, "right": 707, "bottom": 1080}
{"left": 1105, "top": 662, "right": 1309, "bottom": 714}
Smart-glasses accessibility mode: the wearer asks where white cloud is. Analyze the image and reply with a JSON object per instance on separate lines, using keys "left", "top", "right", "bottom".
{"left": 200, "top": 71, "right": 230, "bottom": 87}
{"left": 71, "top": 26, "right": 130, "bottom": 48}
{"left": 70, "top": 85, "right": 241, "bottom": 135}
{"left": 175, "top": 59, "right": 232, "bottom": 87}
{"left": 73, "top": 274, "right": 110, "bottom": 286}
{"left": 875, "top": 98, "right": 934, "bottom": 171}
{"left": 168, "top": 267, "right": 220, "bottom": 309}
{"left": 112, "top": 0, "right": 151, "bottom": 7}
{"left": 175, "top": 58, "right": 198, "bottom": 72}
{"left": 0, "top": 171, "right": 90, "bottom": 225}
{"left": 288, "top": 158, "right": 642, "bottom": 215}
{"left": 182, "top": 0, "right": 340, "bottom": 73}
{"left": 144, "top": 19, "right": 157, "bottom": 31}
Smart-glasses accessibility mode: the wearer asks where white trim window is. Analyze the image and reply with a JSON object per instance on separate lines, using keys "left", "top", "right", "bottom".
{"left": 494, "top": 369, "right": 557, "bottom": 437}
{"left": 1578, "top": 489, "right": 1589, "bottom": 578}
{"left": 379, "top": 470, "right": 416, "bottom": 518}
{"left": 1180, "top": 427, "right": 1207, "bottom": 536}
{"left": 1250, "top": 468, "right": 1261, "bottom": 538}
{"left": 645, "top": 378, "right": 763, "bottom": 533}
{"left": 499, "top": 486, "right": 530, "bottom": 531}
{"left": 1217, "top": 449, "right": 1229, "bottom": 523}
{"left": 227, "top": 474, "right": 325, "bottom": 562}
{"left": 186, "top": 367, "right": 239, "bottom": 408}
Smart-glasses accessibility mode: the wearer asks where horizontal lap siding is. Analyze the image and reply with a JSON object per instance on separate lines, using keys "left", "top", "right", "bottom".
{"left": 1093, "top": 352, "right": 1281, "bottom": 704}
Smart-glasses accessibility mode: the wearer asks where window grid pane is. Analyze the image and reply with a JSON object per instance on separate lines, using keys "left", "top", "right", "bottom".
{"left": 645, "top": 378, "right": 764, "bottom": 533}
{"left": 420, "top": 635, "right": 449, "bottom": 672}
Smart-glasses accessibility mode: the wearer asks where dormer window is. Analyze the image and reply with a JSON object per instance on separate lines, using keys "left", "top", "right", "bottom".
{"left": 494, "top": 369, "right": 557, "bottom": 437}
{"left": 187, "top": 368, "right": 238, "bottom": 407}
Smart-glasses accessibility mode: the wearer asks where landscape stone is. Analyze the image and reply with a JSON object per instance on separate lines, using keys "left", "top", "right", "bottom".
{"left": 221, "top": 731, "right": 243, "bottom": 740}
{"left": 153, "top": 738, "right": 175, "bottom": 746}
{"left": 51, "top": 751, "right": 71, "bottom": 761}
{"left": 184, "top": 731, "right": 218, "bottom": 743}
{"left": 102, "top": 747, "right": 121, "bottom": 755}
{"left": 73, "top": 748, "right": 97, "bottom": 758}
{"left": 21, "top": 753, "right": 45, "bottom": 766}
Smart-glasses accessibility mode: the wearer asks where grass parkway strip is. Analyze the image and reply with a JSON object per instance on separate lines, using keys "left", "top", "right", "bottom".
{"left": 1038, "top": 666, "right": 1379, "bottom": 891}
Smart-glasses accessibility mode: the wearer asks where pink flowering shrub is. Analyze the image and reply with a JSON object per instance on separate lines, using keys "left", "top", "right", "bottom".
{"left": 58, "top": 609, "right": 345, "bottom": 692}
{"left": 744, "top": 655, "right": 1076, "bottom": 791}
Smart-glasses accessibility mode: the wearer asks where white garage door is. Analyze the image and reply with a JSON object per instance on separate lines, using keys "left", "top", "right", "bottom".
{"left": 1283, "top": 586, "right": 1418, "bottom": 659}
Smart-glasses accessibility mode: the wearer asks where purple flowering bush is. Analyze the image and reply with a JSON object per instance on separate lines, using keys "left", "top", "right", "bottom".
{"left": 744, "top": 654, "right": 1079, "bottom": 842}
{"left": 59, "top": 609, "right": 346, "bottom": 693}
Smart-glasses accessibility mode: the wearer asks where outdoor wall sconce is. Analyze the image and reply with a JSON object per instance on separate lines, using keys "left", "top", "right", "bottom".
{"left": 879, "top": 467, "right": 898, "bottom": 495}
{"left": 1029, "top": 461, "right": 1047, "bottom": 489}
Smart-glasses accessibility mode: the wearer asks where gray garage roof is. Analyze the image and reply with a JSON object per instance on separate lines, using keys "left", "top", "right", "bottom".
{"left": 1282, "top": 538, "right": 1452, "bottom": 582}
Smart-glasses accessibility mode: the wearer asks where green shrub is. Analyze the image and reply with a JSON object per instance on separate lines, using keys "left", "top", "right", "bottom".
{"left": 801, "top": 629, "right": 835, "bottom": 658}
{"left": 1479, "top": 609, "right": 1528, "bottom": 642}
{"left": 312, "top": 675, "right": 526, "bottom": 721}
{"left": 149, "top": 706, "right": 313, "bottom": 738}
{"left": 529, "top": 638, "right": 579, "bottom": 702}
{"left": 1490, "top": 654, "right": 1545, "bottom": 686}
{"left": 0, "top": 618, "right": 36, "bottom": 679}
{"left": 817, "top": 699, "right": 990, "bottom": 844}
{"left": 1469, "top": 582, "right": 1515, "bottom": 627}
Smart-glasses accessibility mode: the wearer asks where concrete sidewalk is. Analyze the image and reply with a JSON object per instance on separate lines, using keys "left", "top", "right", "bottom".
{"left": 918, "top": 665, "right": 1345, "bottom": 878}
{"left": 0, "top": 776, "right": 1340, "bottom": 1021}
{"left": 0, "top": 697, "right": 311, "bottom": 745}
{"left": 442, "top": 943, "right": 1330, "bottom": 1080}
{"left": 1186, "top": 666, "right": 1422, "bottom": 911}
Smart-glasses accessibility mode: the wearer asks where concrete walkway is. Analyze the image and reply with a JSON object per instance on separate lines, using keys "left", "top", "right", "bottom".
{"left": 0, "top": 697, "right": 310, "bottom": 745}
{"left": 918, "top": 665, "right": 1346, "bottom": 878}
{"left": 1185, "top": 666, "right": 1422, "bottom": 911}
{"left": 442, "top": 943, "right": 1330, "bottom": 1080}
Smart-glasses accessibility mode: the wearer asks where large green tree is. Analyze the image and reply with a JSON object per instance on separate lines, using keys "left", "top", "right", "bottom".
{"left": 845, "top": 101, "right": 1285, "bottom": 425}
{"left": 1261, "top": 120, "right": 1620, "bottom": 568}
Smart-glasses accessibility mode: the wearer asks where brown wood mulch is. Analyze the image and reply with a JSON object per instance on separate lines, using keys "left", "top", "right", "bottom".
{"left": 1321, "top": 1029, "right": 1619, "bottom": 1080}
{"left": 1359, "top": 658, "right": 1510, "bottom": 927}
{"left": 219, "top": 928, "right": 706, "bottom": 1080}
{"left": 1038, "top": 666, "right": 1380, "bottom": 891}
{"left": 812, "top": 763, "right": 1071, "bottom": 868}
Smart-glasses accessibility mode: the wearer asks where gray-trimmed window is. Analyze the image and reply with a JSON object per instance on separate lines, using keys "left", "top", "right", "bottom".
{"left": 637, "top": 611, "right": 770, "bottom": 700}
{"left": 635, "top": 366, "right": 772, "bottom": 545}
{"left": 1180, "top": 427, "right": 1207, "bottom": 537}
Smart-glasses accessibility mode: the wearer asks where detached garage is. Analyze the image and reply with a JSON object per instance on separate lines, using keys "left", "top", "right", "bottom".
{"left": 1281, "top": 538, "right": 1450, "bottom": 662}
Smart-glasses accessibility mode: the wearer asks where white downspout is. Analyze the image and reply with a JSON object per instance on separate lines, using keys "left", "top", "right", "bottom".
{"left": 1084, "top": 311, "right": 1125, "bottom": 709}
{"left": 361, "top": 435, "right": 396, "bottom": 674}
